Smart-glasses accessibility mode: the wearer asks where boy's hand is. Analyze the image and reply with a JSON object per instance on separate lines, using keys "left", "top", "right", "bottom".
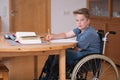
{"left": 74, "top": 47, "right": 82, "bottom": 51}
{"left": 45, "top": 34, "right": 53, "bottom": 41}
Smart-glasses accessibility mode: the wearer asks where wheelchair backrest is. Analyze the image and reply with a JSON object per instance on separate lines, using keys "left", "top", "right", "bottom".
{"left": 97, "top": 30, "right": 104, "bottom": 54}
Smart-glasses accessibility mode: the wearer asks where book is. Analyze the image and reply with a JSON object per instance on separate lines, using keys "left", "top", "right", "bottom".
{"left": 15, "top": 32, "right": 42, "bottom": 44}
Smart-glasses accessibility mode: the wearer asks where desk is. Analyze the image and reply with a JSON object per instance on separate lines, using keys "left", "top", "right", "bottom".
{"left": 0, "top": 35, "right": 76, "bottom": 80}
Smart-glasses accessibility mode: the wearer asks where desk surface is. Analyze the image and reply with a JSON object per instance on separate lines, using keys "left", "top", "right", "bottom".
{"left": 0, "top": 34, "right": 76, "bottom": 56}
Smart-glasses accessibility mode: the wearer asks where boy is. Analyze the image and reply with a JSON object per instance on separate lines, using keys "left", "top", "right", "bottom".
{"left": 46, "top": 8, "right": 101, "bottom": 64}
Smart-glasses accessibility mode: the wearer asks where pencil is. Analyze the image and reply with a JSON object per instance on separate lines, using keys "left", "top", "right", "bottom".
{"left": 47, "top": 29, "right": 51, "bottom": 43}
{"left": 48, "top": 28, "right": 50, "bottom": 35}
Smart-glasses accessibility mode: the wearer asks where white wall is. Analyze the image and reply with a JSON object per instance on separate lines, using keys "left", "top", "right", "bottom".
{"left": 51, "top": 0, "right": 86, "bottom": 33}
{"left": 0, "top": 0, "right": 86, "bottom": 32}
{"left": 0, "top": 0, "right": 9, "bottom": 32}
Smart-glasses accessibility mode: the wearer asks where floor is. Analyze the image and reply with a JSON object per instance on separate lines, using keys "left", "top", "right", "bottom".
{"left": 102, "top": 66, "right": 120, "bottom": 80}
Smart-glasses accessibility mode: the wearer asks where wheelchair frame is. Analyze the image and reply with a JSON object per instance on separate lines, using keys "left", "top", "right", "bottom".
{"left": 71, "top": 30, "right": 119, "bottom": 80}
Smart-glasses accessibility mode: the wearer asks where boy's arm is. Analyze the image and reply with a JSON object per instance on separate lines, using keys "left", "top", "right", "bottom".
{"left": 46, "top": 30, "right": 75, "bottom": 40}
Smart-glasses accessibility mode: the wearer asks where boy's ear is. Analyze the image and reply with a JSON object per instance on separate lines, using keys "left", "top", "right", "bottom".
{"left": 87, "top": 19, "right": 90, "bottom": 24}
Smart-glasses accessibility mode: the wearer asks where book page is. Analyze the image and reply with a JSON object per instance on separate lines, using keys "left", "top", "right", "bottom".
{"left": 19, "top": 36, "right": 41, "bottom": 44}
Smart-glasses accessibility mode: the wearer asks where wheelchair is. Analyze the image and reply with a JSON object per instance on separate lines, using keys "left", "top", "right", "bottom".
{"left": 39, "top": 30, "right": 119, "bottom": 80}
{"left": 69, "top": 30, "right": 119, "bottom": 80}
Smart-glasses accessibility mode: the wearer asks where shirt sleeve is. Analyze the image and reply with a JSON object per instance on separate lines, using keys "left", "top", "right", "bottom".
{"left": 73, "top": 28, "right": 81, "bottom": 35}
{"left": 73, "top": 28, "right": 90, "bottom": 50}
{"left": 77, "top": 33, "right": 90, "bottom": 50}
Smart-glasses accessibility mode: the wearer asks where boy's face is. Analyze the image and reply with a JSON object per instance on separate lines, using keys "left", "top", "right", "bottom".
{"left": 75, "top": 14, "right": 90, "bottom": 31}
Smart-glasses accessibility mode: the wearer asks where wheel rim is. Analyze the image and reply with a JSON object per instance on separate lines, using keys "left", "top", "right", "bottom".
{"left": 71, "top": 55, "right": 119, "bottom": 80}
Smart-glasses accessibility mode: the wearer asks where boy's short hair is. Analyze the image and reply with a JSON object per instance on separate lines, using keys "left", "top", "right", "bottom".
{"left": 73, "top": 8, "right": 90, "bottom": 19}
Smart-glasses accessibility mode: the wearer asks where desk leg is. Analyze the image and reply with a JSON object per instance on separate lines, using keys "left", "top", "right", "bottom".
{"left": 59, "top": 50, "right": 66, "bottom": 80}
{"left": 33, "top": 56, "right": 39, "bottom": 80}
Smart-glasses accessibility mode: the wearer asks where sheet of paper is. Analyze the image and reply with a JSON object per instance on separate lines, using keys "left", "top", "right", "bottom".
{"left": 50, "top": 39, "right": 77, "bottom": 43}
{"left": 19, "top": 39, "right": 42, "bottom": 44}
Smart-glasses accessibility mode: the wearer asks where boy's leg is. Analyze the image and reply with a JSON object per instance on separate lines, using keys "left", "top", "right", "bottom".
{"left": 66, "top": 48, "right": 82, "bottom": 64}
{"left": 39, "top": 55, "right": 59, "bottom": 80}
{"left": 48, "top": 55, "right": 59, "bottom": 80}
{"left": 39, "top": 55, "right": 55, "bottom": 80}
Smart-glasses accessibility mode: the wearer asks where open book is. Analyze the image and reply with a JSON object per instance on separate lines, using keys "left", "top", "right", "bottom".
{"left": 15, "top": 32, "right": 42, "bottom": 44}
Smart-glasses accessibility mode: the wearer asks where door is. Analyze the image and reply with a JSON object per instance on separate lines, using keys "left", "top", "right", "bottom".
{"left": 8, "top": 0, "right": 50, "bottom": 80}
{"left": 9, "top": 0, "right": 50, "bottom": 34}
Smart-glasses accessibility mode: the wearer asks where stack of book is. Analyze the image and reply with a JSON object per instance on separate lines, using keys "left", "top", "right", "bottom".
{"left": 15, "top": 32, "right": 42, "bottom": 44}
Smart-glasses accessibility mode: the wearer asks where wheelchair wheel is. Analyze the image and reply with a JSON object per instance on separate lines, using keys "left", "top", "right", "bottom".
{"left": 71, "top": 54, "right": 119, "bottom": 80}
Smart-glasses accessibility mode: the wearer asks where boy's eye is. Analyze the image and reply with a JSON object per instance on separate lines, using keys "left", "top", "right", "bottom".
{"left": 76, "top": 19, "right": 79, "bottom": 22}
{"left": 76, "top": 19, "right": 84, "bottom": 22}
